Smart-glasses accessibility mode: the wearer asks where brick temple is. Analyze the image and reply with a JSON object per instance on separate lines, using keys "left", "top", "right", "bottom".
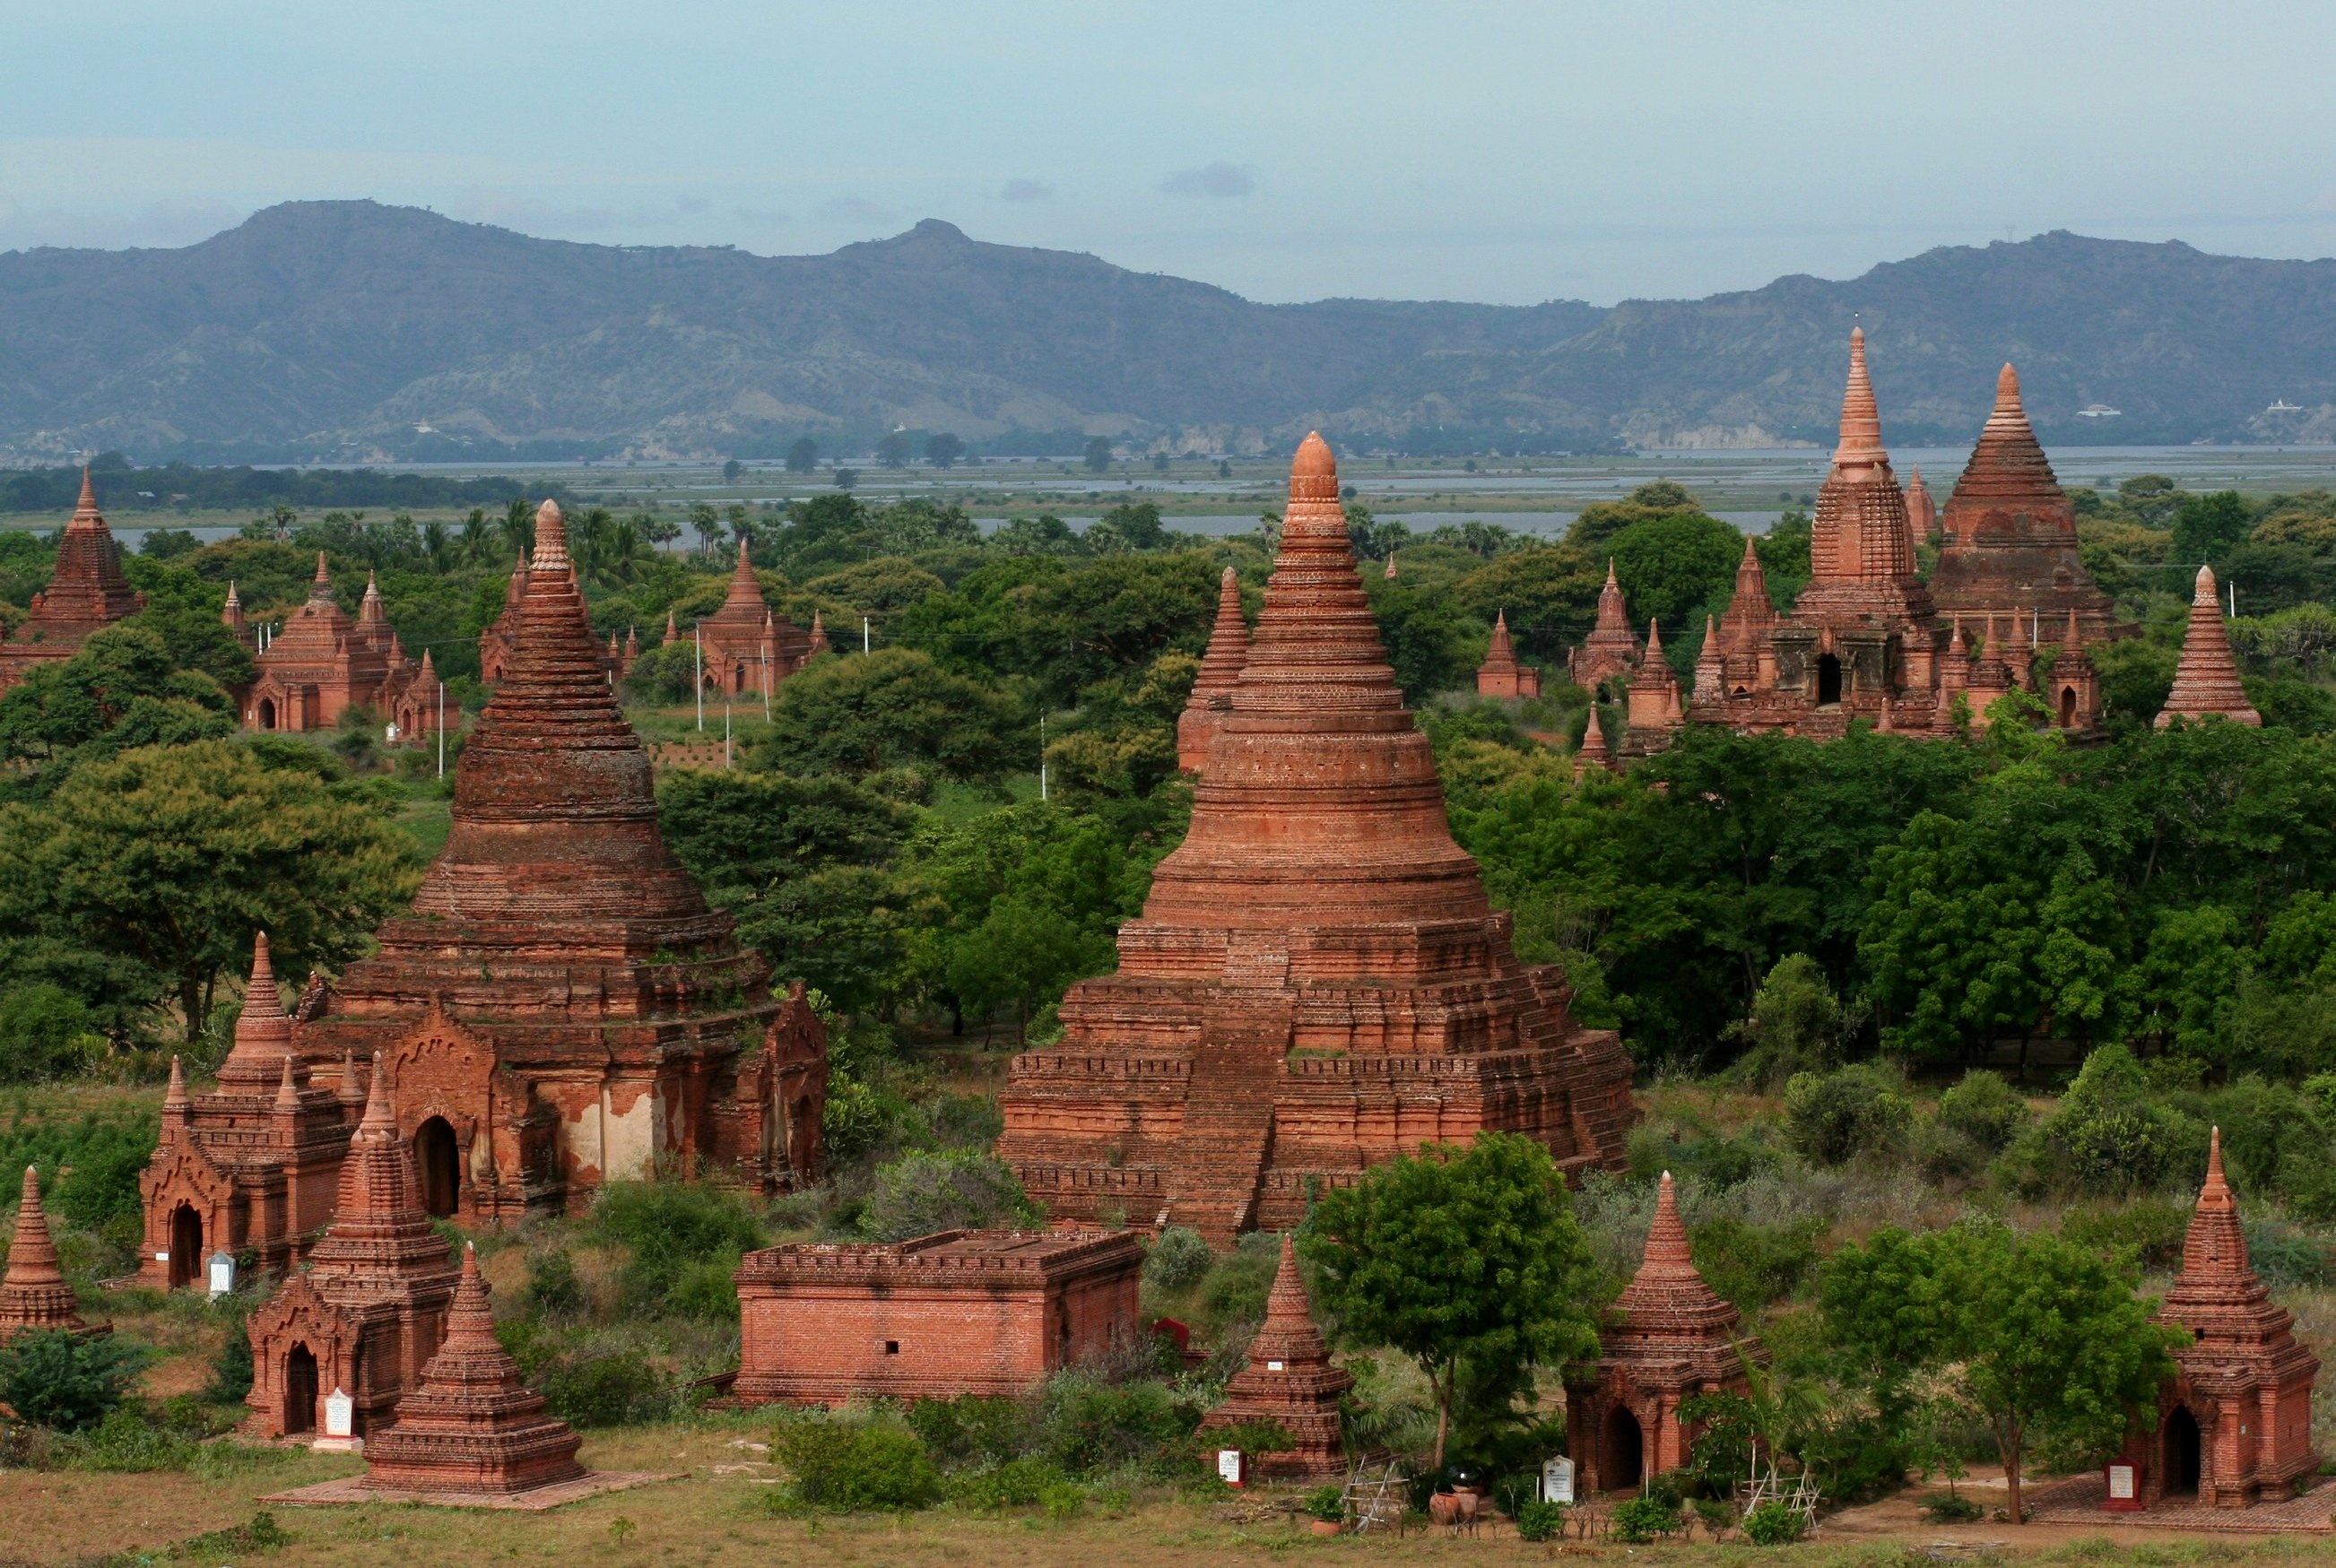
{"left": 244, "top": 558, "right": 439, "bottom": 737}
{"left": 1198, "top": 1237, "right": 1351, "bottom": 1478}
{"left": 1570, "top": 562, "right": 1640, "bottom": 691}
{"left": 243, "top": 1064, "right": 459, "bottom": 1442}
{"left": 997, "top": 435, "right": 1637, "bottom": 1243}
{"left": 730, "top": 1229, "right": 1145, "bottom": 1405}
{"left": 2118, "top": 1130, "right": 2318, "bottom": 1508}
{"left": 662, "top": 542, "right": 820, "bottom": 698}
{"left": 0, "top": 469, "right": 144, "bottom": 694}
{"left": 1474, "top": 610, "right": 1541, "bottom": 698}
{"left": 1, "top": 1165, "right": 98, "bottom": 1342}
{"left": 2158, "top": 566, "right": 2260, "bottom": 728}
{"left": 1566, "top": 1172, "right": 1761, "bottom": 1494}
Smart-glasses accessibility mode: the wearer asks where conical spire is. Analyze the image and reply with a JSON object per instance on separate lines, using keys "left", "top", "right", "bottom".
{"left": 1248, "top": 1235, "right": 1333, "bottom": 1365}
{"left": 71, "top": 467, "right": 99, "bottom": 526}
{"left": 2158, "top": 565, "right": 2261, "bottom": 728}
{"left": 1719, "top": 533, "right": 1776, "bottom": 651}
{"left": 529, "top": 498, "right": 570, "bottom": 576}
{"left": 1941, "top": 362, "right": 2066, "bottom": 529}
{"left": 1833, "top": 326, "right": 1887, "bottom": 469}
{"left": 221, "top": 932, "right": 297, "bottom": 1087}
{"left": 1807, "top": 326, "right": 1919, "bottom": 585}
{"left": 805, "top": 609, "right": 829, "bottom": 655}
{"left": 306, "top": 1055, "right": 452, "bottom": 1279}
{"left": 1487, "top": 609, "right": 1515, "bottom": 661}
{"left": 0, "top": 1164, "right": 86, "bottom": 1338}
{"left": 1693, "top": 615, "right": 1725, "bottom": 705}
{"left": 2, "top": 463, "right": 140, "bottom": 646}
{"left": 311, "top": 552, "right": 334, "bottom": 596}
{"left": 1383, "top": 550, "right": 1397, "bottom": 580}
{"left": 1187, "top": 567, "right": 1250, "bottom": 707}
{"left": 2175, "top": 1126, "right": 2254, "bottom": 1286}
{"left": 1611, "top": 1171, "right": 1738, "bottom": 1329}
{"left": 164, "top": 1054, "right": 189, "bottom": 1115}
{"left": 360, "top": 570, "right": 386, "bottom": 623}
{"left": 1575, "top": 706, "right": 1611, "bottom": 779}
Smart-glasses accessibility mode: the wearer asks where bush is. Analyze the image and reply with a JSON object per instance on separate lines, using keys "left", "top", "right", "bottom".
{"left": 589, "top": 1181, "right": 766, "bottom": 1314}
{"left": 542, "top": 1350, "right": 667, "bottom": 1427}
{"left": 1732, "top": 953, "right": 1847, "bottom": 1086}
{"left": 204, "top": 1319, "right": 255, "bottom": 1403}
{"left": 1935, "top": 1070, "right": 2028, "bottom": 1153}
{"left": 946, "top": 1455, "right": 1064, "bottom": 1510}
{"left": 857, "top": 1149, "right": 1038, "bottom": 1243}
{"left": 1515, "top": 1499, "right": 1568, "bottom": 1541}
{"left": 0, "top": 983, "right": 103, "bottom": 1082}
{"left": 1688, "top": 1216, "right": 1824, "bottom": 1308}
{"left": 1923, "top": 1492, "right": 1984, "bottom": 1523}
{"left": 1304, "top": 1483, "right": 1346, "bottom": 1523}
{"left": 2245, "top": 1217, "right": 2332, "bottom": 1288}
{"left": 1036, "top": 1373, "right": 1202, "bottom": 1476}
{"left": 1143, "top": 1226, "right": 1212, "bottom": 1292}
{"left": 57, "top": 1401, "right": 203, "bottom": 1470}
{"left": 2062, "top": 1201, "right": 2191, "bottom": 1269}
{"left": 774, "top": 1420, "right": 941, "bottom": 1512}
{"left": 2010, "top": 1045, "right": 2203, "bottom": 1196}
{"left": 0, "top": 1331, "right": 154, "bottom": 1430}
{"left": 1784, "top": 1065, "right": 1913, "bottom": 1167}
{"left": 906, "top": 1393, "right": 1030, "bottom": 1465}
{"left": 522, "top": 1249, "right": 587, "bottom": 1320}
{"left": 1742, "top": 1500, "right": 1804, "bottom": 1545}
{"left": 1611, "top": 1494, "right": 1682, "bottom": 1543}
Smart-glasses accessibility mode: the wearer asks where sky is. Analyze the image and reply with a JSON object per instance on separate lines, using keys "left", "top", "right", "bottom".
{"left": 5, "top": 1, "right": 2334, "bottom": 307}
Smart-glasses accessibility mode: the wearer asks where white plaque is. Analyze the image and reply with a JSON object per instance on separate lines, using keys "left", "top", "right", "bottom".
{"left": 1541, "top": 1456, "right": 1576, "bottom": 1504}
{"left": 324, "top": 1388, "right": 354, "bottom": 1438}
{"left": 1266, "top": 1360, "right": 1284, "bottom": 1371}
{"left": 154, "top": 1251, "right": 169, "bottom": 1262}
{"left": 206, "top": 1252, "right": 236, "bottom": 1298}
{"left": 2107, "top": 1463, "right": 2136, "bottom": 1501}
{"left": 1216, "top": 1449, "right": 1245, "bottom": 1486}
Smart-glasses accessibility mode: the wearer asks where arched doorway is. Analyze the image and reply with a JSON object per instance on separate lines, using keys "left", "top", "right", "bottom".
{"left": 284, "top": 1344, "right": 318, "bottom": 1435}
{"left": 414, "top": 1117, "right": 461, "bottom": 1217}
{"left": 2165, "top": 1405, "right": 2201, "bottom": 1496}
{"left": 1816, "top": 654, "right": 1844, "bottom": 706}
{"left": 1602, "top": 1403, "right": 1644, "bottom": 1493}
{"left": 2060, "top": 686, "right": 2079, "bottom": 727}
{"left": 169, "top": 1203, "right": 203, "bottom": 1288}
{"left": 256, "top": 697, "right": 277, "bottom": 731}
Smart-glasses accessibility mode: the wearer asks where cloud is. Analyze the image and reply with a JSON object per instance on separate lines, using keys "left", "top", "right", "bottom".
{"left": 816, "top": 195, "right": 892, "bottom": 224}
{"left": 1159, "top": 162, "right": 1257, "bottom": 199}
{"left": 997, "top": 178, "right": 1055, "bottom": 203}
{"left": 0, "top": 195, "right": 249, "bottom": 252}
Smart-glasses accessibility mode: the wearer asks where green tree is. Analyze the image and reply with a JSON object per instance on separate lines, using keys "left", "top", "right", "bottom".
{"left": 786, "top": 436, "right": 820, "bottom": 475}
{"left": 944, "top": 894, "right": 1115, "bottom": 1039}
{"left": 1821, "top": 1221, "right": 2182, "bottom": 1523}
{"left": 2172, "top": 491, "right": 2252, "bottom": 565}
{"left": 0, "top": 1330, "right": 155, "bottom": 1431}
{"left": 0, "top": 741, "right": 421, "bottom": 1042}
{"left": 924, "top": 432, "right": 967, "bottom": 470}
{"left": 875, "top": 430, "right": 911, "bottom": 468}
{"left": 1302, "top": 1132, "right": 1602, "bottom": 1469}
{"left": 1604, "top": 512, "right": 1743, "bottom": 637}
{"left": 0, "top": 623, "right": 237, "bottom": 769}
{"left": 751, "top": 648, "right": 1025, "bottom": 782}
{"left": 1083, "top": 436, "right": 1114, "bottom": 473}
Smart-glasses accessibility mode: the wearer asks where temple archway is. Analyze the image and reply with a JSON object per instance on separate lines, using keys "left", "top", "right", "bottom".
{"left": 169, "top": 1202, "right": 203, "bottom": 1289}
{"left": 2060, "top": 686, "right": 2079, "bottom": 727}
{"left": 1602, "top": 1403, "right": 1644, "bottom": 1493}
{"left": 284, "top": 1343, "right": 318, "bottom": 1435}
{"left": 2165, "top": 1405, "right": 2201, "bottom": 1496}
{"left": 1816, "top": 654, "right": 1844, "bottom": 706}
{"left": 256, "top": 697, "right": 277, "bottom": 731}
{"left": 415, "top": 1116, "right": 461, "bottom": 1217}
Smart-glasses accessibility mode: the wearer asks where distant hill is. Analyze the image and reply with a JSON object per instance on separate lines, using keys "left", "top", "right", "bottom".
{"left": 1, "top": 202, "right": 2332, "bottom": 461}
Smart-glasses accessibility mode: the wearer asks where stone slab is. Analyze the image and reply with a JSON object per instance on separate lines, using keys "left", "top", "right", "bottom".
{"left": 263, "top": 1469, "right": 673, "bottom": 1512}
{"left": 2026, "top": 1474, "right": 2334, "bottom": 1533}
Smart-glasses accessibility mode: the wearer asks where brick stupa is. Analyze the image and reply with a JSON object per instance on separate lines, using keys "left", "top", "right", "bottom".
{"left": 1178, "top": 567, "right": 1250, "bottom": 771}
{"left": 1475, "top": 611, "right": 1541, "bottom": 698}
{"left": 1570, "top": 561, "right": 1639, "bottom": 690}
{"left": 2119, "top": 1130, "right": 2318, "bottom": 1507}
{"left": 997, "top": 436, "right": 1637, "bottom": 1242}
{"left": 1, "top": 1166, "right": 96, "bottom": 1342}
{"left": 1903, "top": 464, "right": 1937, "bottom": 542}
{"left": 690, "top": 541, "right": 815, "bottom": 698}
{"left": 2158, "top": 566, "right": 2260, "bottom": 729}
{"left": 288, "top": 500, "right": 822, "bottom": 1218}
{"left": 1567, "top": 1172, "right": 1761, "bottom": 1493}
{"left": 1198, "top": 1236, "right": 1352, "bottom": 1477}
{"left": 245, "top": 557, "right": 437, "bottom": 738}
{"left": 244, "top": 1061, "right": 459, "bottom": 1441}
{"left": 355, "top": 1243, "right": 587, "bottom": 1496}
{"left": 0, "top": 469, "right": 145, "bottom": 693}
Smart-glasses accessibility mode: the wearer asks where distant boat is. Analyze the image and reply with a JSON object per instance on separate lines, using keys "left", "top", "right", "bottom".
{"left": 2076, "top": 403, "right": 2122, "bottom": 419}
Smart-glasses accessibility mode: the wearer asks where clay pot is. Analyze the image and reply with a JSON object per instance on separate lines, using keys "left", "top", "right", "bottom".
{"left": 1309, "top": 1519, "right": 1342, "bottom": 1537}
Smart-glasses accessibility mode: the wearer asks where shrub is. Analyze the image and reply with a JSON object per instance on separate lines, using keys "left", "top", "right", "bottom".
{"left": 2244, "top": 1217, "right": 2332, "bottom": 1288}
{"left": 2062, "top": 1201, "right": 2190, "bottom": 1269}
{"left": 1935, "top": 1070, "right": 2029, "bottom": 1153}
{"left": 906, "top": 1393, "right": 1030, "bottom": 1465}
{"left": 1036, "top": 1373, "right": 1202, "bottom": 1476}
{"left": 1732, "top": 953, "right": 1848, "bottom": 1086}
{"left": 542, "top": 1350, "right": 667, "bottom": 1427}
{"left": 57, "top": 1401, "right": 203, "bottom": 1470}
{"left": 522, "top": 1249, "right": 587, "bottom": 1320}
{"left": 856, "top": 1149, "right": 1038, "bottom": 1243}
{"left": 1784, "top": 1065, "right": 1913, "bottom": 1167}
{"left": 1923, "top": 1492, "right": 1984, "bottom": 1523}
{"left": 945, "top": 1455, "right": 1063, "bottom": 1510}
{"left": 1143, "top": 1225, "right": 1212, "bottom": 1292}
{"left": 2010, "top": 1045, "right": 2203, "bottom": 1196}
{"left": 1304, "top": 1483, "right": 1346, "bottom": 1523}
{"left": 0, "top": 1331, "right": 153, "bottom": 1431}
{"left": 1611, "top": 1494, "right": 1681, "bottom": 1543}
{"left": 204, "top": 1319, "right": 255, "bottom": 1403}
{"left": 589, "top": 1181, "right": 766, "bottom": 1314}
{"left": 774, "top": 1420, "right": 940, "bottom": 1512}
{"left": 0, "top": 983, "right": 103, "bottom": 1082}
{"left": 1742, "top": 1500, "right": 1804, "bottom": 1545}
{"left": 1515, "top": 1499, "right": 1568, "bottom": 1541}
{"left": 1688, "top": 1215, "right": 1824, "bottom": 1308}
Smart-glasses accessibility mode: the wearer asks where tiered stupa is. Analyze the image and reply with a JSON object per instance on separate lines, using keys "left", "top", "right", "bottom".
{"left": 997, "top": 437, "right": 1637, "bottom": 1242}
{"left": 689, "top": 541, "right": 815, "bottom": 698}
{"left": 1, "top": 1166, "right": 96, "bottom": 1341}
{"left": 357, "top": 1244, "right": 588, "bottom": 1496}
{"left": 1178, "top": 567, "right": 1250, "bottom": 771}
{"left": 2158, "top": 566, "right": 2260, "bottom": 729}
{"left": 1570, "top": 562, "right": 1640, "bottom": 690}
{"left": 0, "top": 470, "right": 145, "bottom": 693}
{"left": 1474, "top": 611, "right": 1541, "bottom": 698}
{"left": 1566, "top": 1172, "right": 1762, "bottom": 1494}
{"left": 244, "top": 1064, "right": 460, "bottom": 1440}
{"left": 137, "top": 937, "right": 355, "bottom": 1287}
{"left": 1903, "top": 464, "right": 1937, "bottom": 542}
{"left": 1198, "top": 1236, "right": 1352, "bottom": 1477}
{"left": 1930, "top": 364, "right": 2120, "bottom": 643}
{"left": 1574, "top": 706, "right": 1612, "bottom": 781}
{"left": 245, "top": 557, "right": 432, "bottom": 735}
{"left": 293, "top": 501, "right": 823, "bottom": 1218}
{"left": 2118, "top": 1130, "right": 2317, "bottom": 1507}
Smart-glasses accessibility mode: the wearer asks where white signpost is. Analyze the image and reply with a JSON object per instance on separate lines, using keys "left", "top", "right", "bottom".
{"left": 206, "top": 1251, "right": 236, "bottom": 1299}
{"left": 316, "top": 1387, "right": 359, "bottom": 1452}
{"left": 1541, "top": 1456, "right": 1576, "bottom": 1504}
{"left": 1216, "top": 1449, "right": 1246, "bottom": 1488}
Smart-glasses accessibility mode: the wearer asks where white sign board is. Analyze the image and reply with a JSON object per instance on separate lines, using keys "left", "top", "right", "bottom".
{"left": 324, "top": 1388, "right": 354, "bottom": 1438}
{"left": 1216, "top": 1449, "right": 1246, "bottom": 1487}
{"left": 2106, "top": 1463, "right": 2136, "bottom": 1501}
{"left": 206, "top": 1252, "right": 236, "bottom": 1298}
{"left": 1266, "top": 1360, "right": 1284, "bottom": 1372}
{"left": 1541, "top": 1456, "right": 1576, "bottom": 1504}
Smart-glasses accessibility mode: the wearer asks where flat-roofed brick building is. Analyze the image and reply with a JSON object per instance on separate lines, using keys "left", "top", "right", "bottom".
{"left": 731, "top": 1229, "right": 1143, "bottom": 1405}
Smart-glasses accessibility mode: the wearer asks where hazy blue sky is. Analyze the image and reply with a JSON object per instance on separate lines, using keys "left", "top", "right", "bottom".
{"left": 5, "top": 2, "right": 2332, "bottom": 305}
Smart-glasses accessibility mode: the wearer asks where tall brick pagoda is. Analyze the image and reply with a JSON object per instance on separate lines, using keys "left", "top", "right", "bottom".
{"left": 1930, "top": 363, "right": 2120, "bottom": 644}
{"left": 2158, "top": 566, "right": 2260, "bottom": 729}
{"left": 291, "top": 501, "right": 821, "bottom": 1220}
{"left": 0, "top": 469, "right": 145, "bottom": 694}
{"left": 138, "top": 936, "right": 355, "bottom": 1288}
{"left": 2119, "top": 1130, "right": 2317, "bottom": 1508}
{"left": 1199, "top": 1236, "right": 1352, "bottom": 1477}
{"left": 1178, "top": 567, "right": 1250, "bottom": 772}
{"left": 244, "top": 1063, "right": 459, "bottom": 1441}
{"left": 1475, "top": 611, "right": 1541, "bottom": 698}
{"left": 357, "top": 1243, "right": 587, "bottom": 1496}
{"left": 1570, "top": 561, "right": 1639, "bottom": 691}
{"left": 1, "top": 1166, "right": 97, "bottom": 1342}
{"left": 1566, "top": 1172, "right": 1761, "bottom": 1494}
{"left": 997, "top": 436, "right": 1637, "bottom": 1242}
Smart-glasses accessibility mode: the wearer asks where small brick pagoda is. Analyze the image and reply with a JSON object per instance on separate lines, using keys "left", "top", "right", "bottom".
{"left": 1, "top": 1165, "right": 98, "bottom": 1342}
{"left": 1475, "top": 611, "right": 1541, "bottom": 698}
{"left": 2158, "top": 566, "right": 2260, "bottom": 729}
{"left": 680, "top": 542, "right": 817, "bottom": 698}
{"left": 1178, "top": 567, "right": 1250, "bottom": 771}
{"left": 1570, "top": 561, "right": 1640, "bottom": 691}
{"left": 731, "top": 1229, "right": 1145, "bottom": 1406}
{"left": 1198, "top": 1236, "right": 1351, "bottom": 1477}
{"left": 0, "top": 469, "right": 145, "bottom": 694}
{"left": 1566, "top": 1172, "right": 1762, "bottom": 1494}
{"left": 357, "top": 1243, "right": 587, "bottom": 1496}
{"left": 244, "top": 1063, "right": 459, "bottom": 1442}
{"left": 1903, "top": 464, "right": 1938, "bottom": 542}
{"left": 481, "top": 553, "right": 636, "bottom": 689}
{"left": 997, "top": 436, "right": 1637, "bottom": 1243}
{"left": 2119, "top": 1130, "right": 2318, "bottom": 1508}
{"left": 244, "top": 559, "right": 438, "bottom": 737}
{"left": 137, "top": 937, "right": 356, "bottom": 1288}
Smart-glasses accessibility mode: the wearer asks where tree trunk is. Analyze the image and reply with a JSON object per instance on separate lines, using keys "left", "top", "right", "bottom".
{"left": 1430, "top": 1362, "right": 1453, "bottom": 1474}
{"left": 2001, "top": 1432, "right": 2024, "bottom": 1525}
{"left": 180, "top": 976, "right": 205, "bottom": 1046}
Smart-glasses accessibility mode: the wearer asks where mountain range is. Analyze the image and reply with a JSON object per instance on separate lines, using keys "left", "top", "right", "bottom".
{"left": 3, "top": 200, "right": 2333, "bottom": 463}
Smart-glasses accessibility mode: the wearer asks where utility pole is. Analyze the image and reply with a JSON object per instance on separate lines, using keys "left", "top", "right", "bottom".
{"left": 437, "top": 680, "right": 445, "bottom": 779}
{"left": 863, "top": 615, "right": 871, "bottom": 654}
{"left": 1039, "top": 714, "right": 1047, "bottom": 802}
{"left": 694, "top": 625, "right": 704, "bottom": 732}
{"left": 724, "top": 697, "right": 733, "bottom": 768}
